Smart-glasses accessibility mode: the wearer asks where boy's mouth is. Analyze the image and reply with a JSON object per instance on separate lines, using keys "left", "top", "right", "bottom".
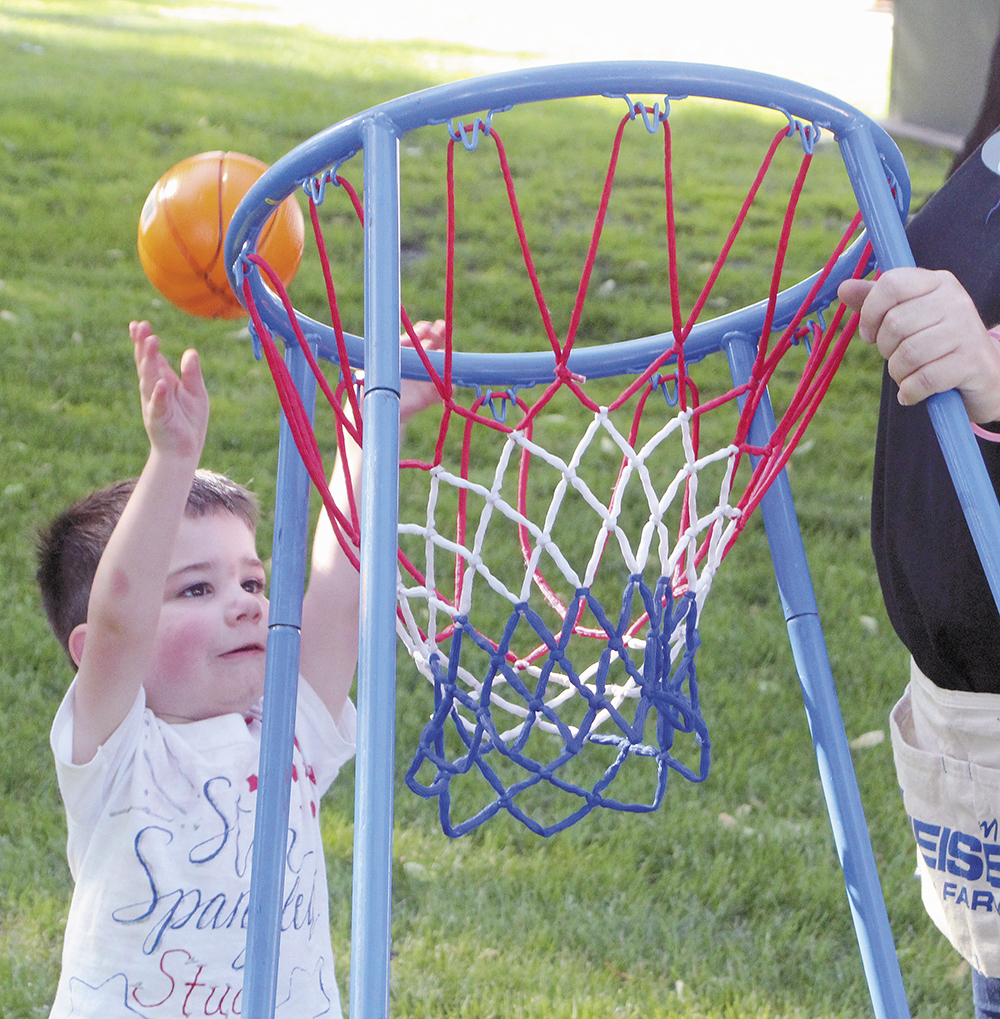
{"left": 221, "top": 642, "right": 266, "bottom": 658}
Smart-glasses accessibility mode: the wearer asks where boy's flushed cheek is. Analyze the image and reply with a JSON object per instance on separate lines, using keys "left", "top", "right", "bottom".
{"left": 147, "top": 613, "right": 215, "bottom": 678}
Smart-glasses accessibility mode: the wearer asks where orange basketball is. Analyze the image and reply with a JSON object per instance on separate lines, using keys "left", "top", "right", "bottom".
{"left": 137, "top": 151, "right": 304, "bottom": 319}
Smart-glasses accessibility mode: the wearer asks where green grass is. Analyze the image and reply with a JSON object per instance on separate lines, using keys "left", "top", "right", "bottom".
{"left": 0, "top": 2, "right": 965, "bottom": 1016}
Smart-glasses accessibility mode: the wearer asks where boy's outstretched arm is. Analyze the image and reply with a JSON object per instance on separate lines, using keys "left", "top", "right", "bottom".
{"left": 70, "top": 322, "right": 209, "bottom": 764}
{"left": 299, "top": 321, "right": 444, "bottom": 724}
{"left": 839, "top": 268, "right": 1000, "bottom": 424}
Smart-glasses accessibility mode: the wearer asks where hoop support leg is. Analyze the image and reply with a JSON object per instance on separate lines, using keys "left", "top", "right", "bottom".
{"left": 350, "top": 114, "right": 403, "bottom": 1019}
{"left": 725, "top": 332, "right": 910, "bottom": 1019}
{"left": 243, "top": 341, "right": 318, "bottom": 1019}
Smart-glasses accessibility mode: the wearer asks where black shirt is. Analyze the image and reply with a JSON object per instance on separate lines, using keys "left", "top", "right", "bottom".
{"left": 871, "top": 132, "right": 1000, "bottom": 692}
{"left": 872, "top": 369, "right": 1000, "bottom": 692}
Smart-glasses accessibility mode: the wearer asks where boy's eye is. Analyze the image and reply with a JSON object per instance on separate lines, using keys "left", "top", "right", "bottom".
{"left": 181, "top": 582, "right": 211, "bottom": 598}
{"left": 243, "top": 578, "right": 265, "bottom": 595}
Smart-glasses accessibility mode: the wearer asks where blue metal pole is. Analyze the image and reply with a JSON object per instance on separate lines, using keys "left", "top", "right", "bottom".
{"left": 349, "top": 113, "right": 403, "bottom": 1019}
{"left": 725, "top": 333, "right": 911, "bottom": 1019}
{"left": 840, "top": 124, "right": 1000, "bottom": 616}
{"left": 243, "top": 340, "right": 318, "bottom": 1019}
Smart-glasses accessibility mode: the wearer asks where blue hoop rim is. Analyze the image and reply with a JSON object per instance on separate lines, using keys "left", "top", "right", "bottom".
{"left": 225, "top": 60, "right": 910, "bottom": 388}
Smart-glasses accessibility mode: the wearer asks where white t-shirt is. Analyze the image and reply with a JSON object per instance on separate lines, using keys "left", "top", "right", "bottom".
{"left": 48, "top": 677, "right": 356, "bottom": 1018}
{"left": 891, "top": 659, "right": 1000, "bottom": 976}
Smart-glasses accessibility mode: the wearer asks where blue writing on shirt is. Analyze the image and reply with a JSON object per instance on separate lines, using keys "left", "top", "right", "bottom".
{"left": 112, "top": 776, "right": 319, "bottom": 960}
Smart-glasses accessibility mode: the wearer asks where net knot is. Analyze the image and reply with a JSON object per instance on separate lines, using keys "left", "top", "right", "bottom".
{"left": 554, "top": 363, "right": 586, "bottom": 384}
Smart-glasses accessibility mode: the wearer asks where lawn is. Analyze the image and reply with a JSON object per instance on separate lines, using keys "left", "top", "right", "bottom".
{"left": 0, "top": 2, "right": 964, "bottom": 1016}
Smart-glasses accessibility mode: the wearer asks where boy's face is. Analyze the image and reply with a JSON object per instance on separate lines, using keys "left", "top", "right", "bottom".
{"left": 143, "top": 511, "right": 269, "bottom": 723}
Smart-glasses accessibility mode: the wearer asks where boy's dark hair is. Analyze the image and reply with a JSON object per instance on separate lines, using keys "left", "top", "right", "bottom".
{"left": 36, "top": 469, "right": 260, "bottom": 666}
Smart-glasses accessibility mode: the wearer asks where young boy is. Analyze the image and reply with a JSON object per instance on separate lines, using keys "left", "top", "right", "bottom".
{"left": 839, "top": 268, "right": 1000, "bottom": 1018}
{"left": 37, "top": 319, "right": 442, "bottom": 1018}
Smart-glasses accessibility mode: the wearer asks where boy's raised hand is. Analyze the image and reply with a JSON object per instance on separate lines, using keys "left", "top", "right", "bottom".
{"left": 839, "top": 269, "right": 1000, "bottom": 425}
{"left": 70, "top": 324, "right": 212, "bottom": 763}
{"left": 131, "top": 320, "right": 209, "bottom": 462}
{"left": 399, "top": 319, "right": 446, "bottom": 424}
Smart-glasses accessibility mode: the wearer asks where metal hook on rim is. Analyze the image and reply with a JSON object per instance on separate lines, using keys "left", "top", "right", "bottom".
{"left": 621, "top": 94, "right": 675, "bottom": 133}
{"left": 302, "top": 155, "right": 355, "bottom": 205}
{"left": 447, "top": 110, "right": 496, "bottom": 151}
{"left": 473, "top": 384, "right": 517, "bottom": 424}
{"left": 776, "top": 107, "right": 822, "bottom": 155}
{"left": 653, "top": 373, "right": 681, "bottom": 407}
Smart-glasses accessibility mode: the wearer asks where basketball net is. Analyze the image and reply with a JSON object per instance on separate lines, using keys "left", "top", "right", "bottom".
{"left": 240, "top": 97, "right": 870, "bottom": 836}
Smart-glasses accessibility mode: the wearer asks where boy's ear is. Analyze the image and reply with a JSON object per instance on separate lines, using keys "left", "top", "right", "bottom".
{"left": 68, "top": 623, "right": 87, "bottom": 668}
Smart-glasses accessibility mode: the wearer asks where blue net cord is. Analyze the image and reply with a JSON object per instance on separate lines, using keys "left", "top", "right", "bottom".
{"left": 405, "top": 579, "right": 710, "bottom": 837}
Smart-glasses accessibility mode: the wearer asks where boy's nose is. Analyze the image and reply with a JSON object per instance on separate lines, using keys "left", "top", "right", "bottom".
{"left": 229, "top": 586, "right": 266, "bottom": 624}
